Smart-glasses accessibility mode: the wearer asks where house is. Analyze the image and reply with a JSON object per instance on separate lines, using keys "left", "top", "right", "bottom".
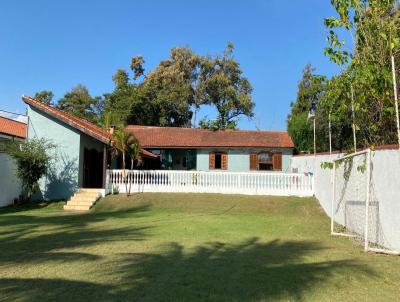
{"left": 23, "top": 96, "right": 158, "bottom": 201}
{"left": 0, "top": 115, "right": 27, "bottom": 206}
{"left": 126, "top": 126, "right": 294, "bottom": 172}
{"left": 23, "top": 95, "right": 294, "bottom": 201}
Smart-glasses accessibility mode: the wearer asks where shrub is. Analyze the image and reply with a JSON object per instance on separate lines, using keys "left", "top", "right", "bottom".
{"left": 6, "top": 138, "right": 55, "bottom": 201}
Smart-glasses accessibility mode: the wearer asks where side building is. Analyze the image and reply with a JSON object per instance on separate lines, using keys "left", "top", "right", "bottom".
{"left": 0, "top": 115, "right": 27, "bottom": 207}
{"left": 126, "top": 126, "right": 294, "bottom": 172}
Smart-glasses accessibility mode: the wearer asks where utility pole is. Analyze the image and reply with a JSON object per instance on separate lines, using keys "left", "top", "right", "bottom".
{"left": 391, "top": 55, "right": 400, "bottom": 150}
{"left": 329, "top": 112, "right": 332, "bottom": 155}
{"left": 350, "top": 84, "right": 357, "bottom": 153}
{"left": 313, "top": 117, "right": 316, "bottom": 156}
{"left": 308, "top": 110, "right": 316, "bottom": 156}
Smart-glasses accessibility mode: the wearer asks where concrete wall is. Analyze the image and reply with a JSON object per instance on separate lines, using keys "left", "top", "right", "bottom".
{"left": 0, "top": 152, "right": 22, "bottom": 207}
{"left": 28, "top": 106, "right": 81, "bottom": 201}
{"left": 291, "top": 150, "right": 400, "bottom": 251}
{"left": 196, "top": 148, "right": 292, "bottom": 172}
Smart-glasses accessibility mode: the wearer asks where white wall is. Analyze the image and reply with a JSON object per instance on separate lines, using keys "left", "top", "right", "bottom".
{"left": 291, "top": 149, "right": 400, "bottom": 251}
{"left": 0, "top": 152, "right": 22, "bottom": 207}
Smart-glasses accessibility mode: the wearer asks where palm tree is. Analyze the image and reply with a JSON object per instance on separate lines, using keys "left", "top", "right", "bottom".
{"left": 112, "top": 129, "right": 134, "bottom": 196}
{"left": 127, "top": 138, "right": 142, "bottom": 195}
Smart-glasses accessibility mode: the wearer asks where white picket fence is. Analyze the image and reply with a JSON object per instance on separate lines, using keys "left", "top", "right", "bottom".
{"left": 106, "top": 170, "right": 314, "bottom": 197}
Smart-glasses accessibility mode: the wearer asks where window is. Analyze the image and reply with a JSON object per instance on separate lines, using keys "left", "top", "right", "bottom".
{"left": 258, "top": 152, "right": 273, "bottom": 171}
{"left": 182, "top": 156, "right": 187, "bottom": 168}
{"left": 209, "top": 152, "right": 227, "bottom": 170}
{"left": 214, "top": 153, "right": 222, "bottom": 169}
{"left": 250, "top": 152, "right": 282, "bottom": 171}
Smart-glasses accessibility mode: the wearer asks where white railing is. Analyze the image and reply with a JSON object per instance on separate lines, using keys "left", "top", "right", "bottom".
{"left": 106, "top": 170, "right": 314, "bottom": 197}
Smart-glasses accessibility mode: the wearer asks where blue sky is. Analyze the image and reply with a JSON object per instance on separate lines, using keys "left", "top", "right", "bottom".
{"left": 0, "top": 0, "right": 341, "bottom": 130}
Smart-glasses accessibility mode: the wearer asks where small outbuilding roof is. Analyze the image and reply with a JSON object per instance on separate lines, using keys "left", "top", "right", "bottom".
{"left": 23, "top": 95, "right": 111, "bottom": 144}
{"left": 0, "top": 116, "right": 27, "bottom": 139}
{"left": 22, "top": 95, "right": 159, "bottom": 159}
{"left": 126, "top": 125, "right": 294, "bottom": 149}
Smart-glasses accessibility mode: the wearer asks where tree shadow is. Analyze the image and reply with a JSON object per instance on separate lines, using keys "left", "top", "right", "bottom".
{"left": 0, "top": 225, "right": 149, "bottom": 265}
{"left": 44, "top": 155, "right": 79, "bottom": 201}
{"left": 0, "top": 278, "right": 115, "bottom": 302}
{"left": 110, "top": 237, "right": 375, "bottom": 301}
{"left": 0, "top": 238, "right": 375, "bottom": 301}
{"left": 0, "top": 204, "right": 151, "bottom": 228}
{"left": 0, "top": 205, "right": 152, "bottom": 265}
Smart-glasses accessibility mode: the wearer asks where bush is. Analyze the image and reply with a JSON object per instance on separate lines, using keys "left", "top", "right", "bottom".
{"left": 6, "top": 138, "right": 55, "bottom": 201}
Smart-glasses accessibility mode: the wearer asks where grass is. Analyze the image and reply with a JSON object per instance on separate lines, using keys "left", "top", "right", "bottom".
{"left": 0, "top": 193, "right": 399, "bottom": 301}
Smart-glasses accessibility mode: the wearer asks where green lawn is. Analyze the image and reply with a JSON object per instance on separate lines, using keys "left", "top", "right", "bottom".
{"left": 0, "top": 193, "right": 399, "bottom": 302}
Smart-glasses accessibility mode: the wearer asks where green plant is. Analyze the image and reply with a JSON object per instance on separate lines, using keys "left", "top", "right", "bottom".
{"left": 126, "top": 138, "right": 142, "bottom": 195}
{"left": 6, "top": 138, "right": 55, "bottom": 201}
{"left": 112, "top": 129, "right": 133, "bottom": 196}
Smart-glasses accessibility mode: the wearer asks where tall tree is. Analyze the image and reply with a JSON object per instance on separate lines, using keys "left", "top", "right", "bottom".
{"left": 34, "top": 91, "right": 54, "bottom": 106}
{"left": 323, "top": 0, "right": 400, "bottom": 148}
{"left": 130, "top": 56, "right": 145, "bottom": 80}
{"left": 57, "top": 85, "right": 100, "bottom": 123}
{"left": 287, "top": 65, "right": 327, "bottom": 153}
{"left": 102, "top": 44, "right": 254, "bottom": 129}
{"left": 103, "top": 47, "right": 200, "bottom": 127}
{"left": 103, "top": 69, "right": 159, "bottom": 126}
{"left": 143, "top": 47, "right": 200, "bottom": 126}
{"left": 197, "top": 43, "right": 255, "bottom": 129}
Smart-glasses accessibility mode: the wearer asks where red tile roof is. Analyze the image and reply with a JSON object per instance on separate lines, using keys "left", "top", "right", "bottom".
{"left": 0, "top": 116, "right": 27, "bottom": 139}
{"left": 23, "top": 95, "right": 110, "bottom": 144}
{"left": 126, "top": 125, "right": 294, "bottom": 149}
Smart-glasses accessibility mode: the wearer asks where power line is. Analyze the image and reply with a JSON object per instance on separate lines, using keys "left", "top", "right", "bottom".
{"left": 0, "top": 109, "right": 27, "bottom": 117}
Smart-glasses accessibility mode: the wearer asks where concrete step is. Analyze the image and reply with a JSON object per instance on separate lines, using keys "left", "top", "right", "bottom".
{"left": 71, "top": 193, "right": 100, "bottom": 198}
{"left": 63, "top": 204, "right": 91, "bottom": 211}
{"left": 64, "top": 188, "right": 102, "bottom": 211}
{"left": 70, "top": 195, "right": 100, "bottom": 202}
{"left": 66, "top": 200, "right": 95, "bottom": 206}
{"left": 77, "top": 188, "right": 103, "bottom": 194}
{"left": 73, "top": 192, "right": 101, "bottom": 198}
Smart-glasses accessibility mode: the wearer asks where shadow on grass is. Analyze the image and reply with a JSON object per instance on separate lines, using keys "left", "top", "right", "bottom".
{"left": 0, "top": 203, "right": 151, "bottom": 229}
{"left": 0, "top": 205, "right": 151, "bottom": 265}
{"left": 0, "top": 238, "right": 375, "bottom": 302}
{"left": 111, "top": 237, "right": 374, "bottom": 301}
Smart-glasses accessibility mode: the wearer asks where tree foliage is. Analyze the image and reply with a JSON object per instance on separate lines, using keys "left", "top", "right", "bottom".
{"left": 102, "top": 43, "right": 254, "bottom": 129}
{"left": 322, "top": 0, "right": 400, "bottom": 148}
{"left": 6, "top": 138, "right": 55, "bottom": 200}
{"left": 57, "top": 85, "right": 101, "bottom": 123}
{"left": 34, "top": 91, "right": 54, "bottom": 106}
{"left": 103, "top": 47, "right": 200, "bottom": 127}
{"left": 197, "top": 43, "right": 255, "bottom": 129}
{"left": 33, "top": 44, "right": 253, "bottom": 130}
{"left": 142, "top": 47, "right": 200, "bottom": 126}
{"left": 289, "top": 1, "right": 400, "bottom": 152}
{"left": 287, "top": 65, "right": 327, "bottom": 152}
{"left": 111, "top": 129, "right": 141, "bottom": 196}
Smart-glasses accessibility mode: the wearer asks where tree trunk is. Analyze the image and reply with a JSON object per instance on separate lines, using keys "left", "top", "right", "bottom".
{"left": 128, "top": 159, "right": 134, "bottom": 196}
{"left": 122, "top": 152, "right": 128, "bottom": 197}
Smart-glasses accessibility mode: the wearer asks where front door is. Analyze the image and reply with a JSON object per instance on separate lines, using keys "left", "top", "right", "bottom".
{"left": 83, "top": 148, "right": 103, "bottom": 188}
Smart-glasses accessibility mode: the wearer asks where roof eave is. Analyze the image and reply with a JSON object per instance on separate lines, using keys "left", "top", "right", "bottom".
{"left": 23, "top": 95, "right": 110, "bottom": 145}
{"left": 141, "top": 146, "right": 294, "bottom": 149}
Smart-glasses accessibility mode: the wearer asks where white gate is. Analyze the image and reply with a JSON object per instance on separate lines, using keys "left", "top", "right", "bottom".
{"left": 106, "top": 170, "right": 314, "bottom": 197}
